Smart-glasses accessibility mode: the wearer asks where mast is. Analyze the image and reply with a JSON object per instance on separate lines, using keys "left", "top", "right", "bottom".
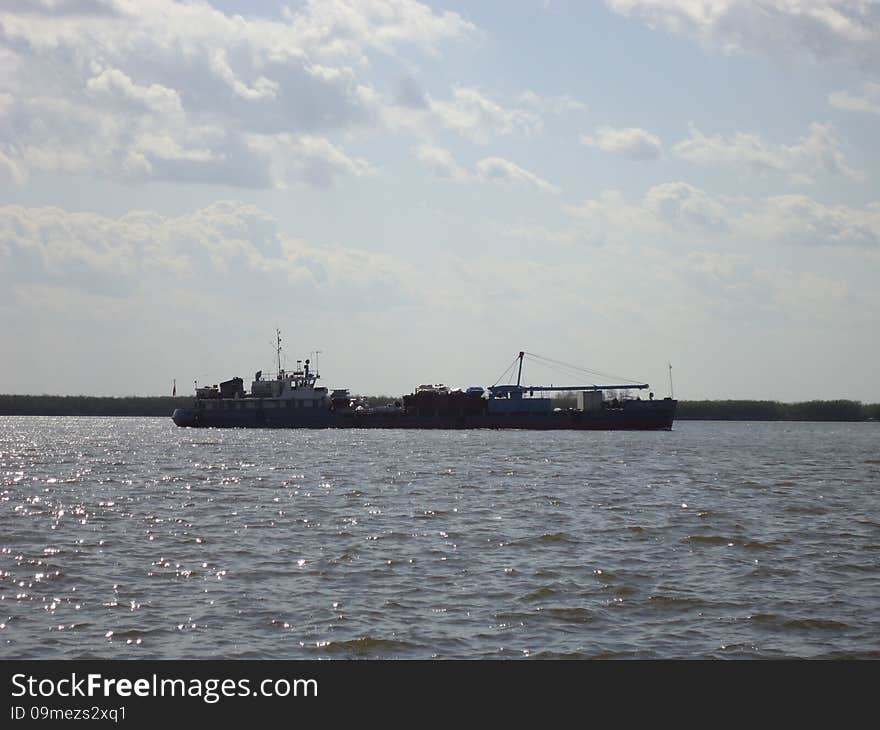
{"left": 276, "top": 328, "right": 282, "bottom": 376}
{"left": 516, "top": 351, "right": 525, "bottom": 388}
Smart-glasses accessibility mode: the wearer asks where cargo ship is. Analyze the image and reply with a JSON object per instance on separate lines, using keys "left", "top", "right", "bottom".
{"left": 171, "top": 331, "right": 676, "bottom": 430}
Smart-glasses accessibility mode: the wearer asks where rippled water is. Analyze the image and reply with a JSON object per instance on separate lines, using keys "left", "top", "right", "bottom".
{"left": 1, "top": 417, "right": 878, "bottom": 659}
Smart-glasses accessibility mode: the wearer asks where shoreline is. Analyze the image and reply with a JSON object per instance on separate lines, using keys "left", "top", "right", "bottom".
{"left": 1, "top": 394, "right": 877, "bottom": 422}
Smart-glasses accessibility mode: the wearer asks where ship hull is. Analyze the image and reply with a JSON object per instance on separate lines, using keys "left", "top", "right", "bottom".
{"left": 172, "top": 400, "right": 676, "bottom": 430}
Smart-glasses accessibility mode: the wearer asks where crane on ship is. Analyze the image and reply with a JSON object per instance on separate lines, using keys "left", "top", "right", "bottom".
{"left": 488, "top": 351, "right": 650, "bottom": 398}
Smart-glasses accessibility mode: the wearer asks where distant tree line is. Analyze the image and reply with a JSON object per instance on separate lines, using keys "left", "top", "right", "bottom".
{"left": 675, "top": 399, "right": 879, "bottom": 421}
{"left": 0, "top": 395, "right": 192, "bottom": 417}
{"left": 0, "top": 394, "right": 878, "bottom": 421}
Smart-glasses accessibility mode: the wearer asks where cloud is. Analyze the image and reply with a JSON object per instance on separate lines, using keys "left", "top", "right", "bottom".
{"left": 0, "top": 0, "right": 474, "bottom": 187}
{"left": 564, "top": 183, "right": 730, "bottom": 244}
{"left": 516, "top": 90, "right": 587, "bottom": 114}
{"left": 427, "top": 87, "right": 544, "bottom": 142}
{"left": 605, "top": 0, "right": 880, "bottom": 69}
{"left": 413, "top": 144, "right": 470, "bottom": 181}
{"left": 829, "top": 81, "right": 880, "bottom": 115}
{"left": 497, "top": 224, "right": 581, "bottom": 247}
{"left": 288, "top": 0, "right": 477, "bottom": 58}
{"left": 672, "top": 127, "right": 785, "bottom": 172}
{"left": 643, "top": 182, "right": 729, "bottom": 229}
{"left": 475, "top": 157, "right": 561, "bottom": 194}
{"left": 672, "top": 122, "right": 863, "bottom": 182}
{"left": 245, "top": 134, "right": 374, "bottom": 188}
{"left": 742, "top": 195, "right": 880, "bottom": 248}
{"left": 564, "top": 182, "right": 880, "bottom": 248}
{"left": 393, "top": 87, "right": 584, "bottom": 144}
{"left": 0, "top": 201, "right": 415, "bottom": 304}
{"left": 387, "top": 86, "right": 545, "bottom": 143}
{"left": 411, "top": 146, "right": 559, "bottom": 193}
{"left": 581, "top": 126, "right": 662, "bottom": 159}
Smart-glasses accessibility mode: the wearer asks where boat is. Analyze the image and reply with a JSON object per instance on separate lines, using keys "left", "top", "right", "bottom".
{"left": 171, "top": 332, "right": 676, "bottom": 430}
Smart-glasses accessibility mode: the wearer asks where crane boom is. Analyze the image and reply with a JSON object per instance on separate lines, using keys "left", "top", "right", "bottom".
{"left": 525, "top": 384, "right": 649, "bottom": 392}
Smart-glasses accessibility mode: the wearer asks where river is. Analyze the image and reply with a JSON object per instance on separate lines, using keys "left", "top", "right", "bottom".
{"left": 1, "top": 417, "right": 877, "bottom": 658}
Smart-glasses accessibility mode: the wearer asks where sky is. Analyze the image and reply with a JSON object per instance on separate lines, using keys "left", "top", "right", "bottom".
{"left": 1, "top": 0, "right": 879, "bottom": 401}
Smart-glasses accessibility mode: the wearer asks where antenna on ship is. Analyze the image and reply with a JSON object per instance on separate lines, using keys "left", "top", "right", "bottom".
{"left": 668, "top": 362, "right": 674, "bottom": 399}
{"left": 276, "top": 328, "right": 283, "bottom": 376}
{"left": 314, "top": 350, "right": 322, "bottom": 380}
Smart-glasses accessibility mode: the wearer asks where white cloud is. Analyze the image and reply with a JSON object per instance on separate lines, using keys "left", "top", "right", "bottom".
{"left": 85, "top": 66, "right": 186, "bottom": 117}
{"left": 411, "top": 146, "right": 559, "bottom": 193}
{"left": 426, "top": 87, "right": 544, "bottom": 142}
{"left": 0, "top": 149, "right": 26, "bottom": 186}
{"left": 517, "top": 90, "right": 587, "bottom": 114}
{"left": 475, "top": 157, "right": 560, "bottom": 194}
{"left": 564, "top": 182, "right": 880, "bottom": 249}
{"left": 672, "top": 127, "right": 784, "bottom": 171}
{"left": 285, "top": 0, "right": 477, "bottom": 58}
{"left": 606, "top": 0, "right": 880, "bottom": 68}
{"left": 0, "top": 0, "right": 474, "bottom": 187}
{"left": 672, "top": 122, "right": 863, "bottom": 182}
{"left": 388, "top": 86, "right": 581, "bottom": 143}
{"left": 829, "top": 81, "right": 880, "bottom": 115}
{"left": 794, "top": 123, "right": 864, "bottom": 180}
{"left": 742, "top": 195, "right": 880, "bottom": 248}
{"left": 498, "top": 224, "right": 581, "bottom": 247}
{"left": 245, "top": 134, "right": 374, "bottom": 189}
{"left": 581, "top": 126, "right": 663, "bottom": 159}
{"left": 564, "top": 183, "right": 730, "bottom": 243}
{"left": 0, "top": 201, "right": 413, "bottom": 302}
{"left": 413, "top": 144, "right": 470, "bottom": 181}
{"left": 643, "top": 182, "right": 729, "bottom": 228}
{"left": 385, "top": 80, "right": 551, "bottom": 144}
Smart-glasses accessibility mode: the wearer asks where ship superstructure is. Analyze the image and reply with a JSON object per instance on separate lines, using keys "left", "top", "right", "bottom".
{"left": 179, "top": 329, "right": 330, "bottom": 426}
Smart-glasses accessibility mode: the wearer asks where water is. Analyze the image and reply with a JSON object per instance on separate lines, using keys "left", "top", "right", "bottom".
{"left": 0, "top": 417, "right": 878, "bottom": 659}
